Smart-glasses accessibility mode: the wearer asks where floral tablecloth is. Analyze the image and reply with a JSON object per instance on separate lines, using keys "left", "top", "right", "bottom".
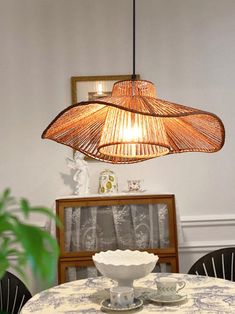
{"left": 21, "top": 273, "right": 235, "bottom": 313}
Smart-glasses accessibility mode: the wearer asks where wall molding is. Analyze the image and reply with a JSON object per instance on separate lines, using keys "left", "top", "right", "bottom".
{"left": 179, "top": 240, "right": 235, "bottom": 253}
{"left": 179, "top": 214, "right": 235, "bottom": 253}
{"left": 180, "top": 214, "right": 235, "bottom": 227}
{"left": 178, "top": 214, "right": 235, "bottom": 272}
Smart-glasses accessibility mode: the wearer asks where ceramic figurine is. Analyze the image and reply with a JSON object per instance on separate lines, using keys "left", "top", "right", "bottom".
{"left": 66, "top": 152, "right": 90, "bottom": 195}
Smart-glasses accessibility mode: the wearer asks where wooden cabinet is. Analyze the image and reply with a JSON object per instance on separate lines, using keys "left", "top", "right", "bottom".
{"left": 56, "top": 194, "right": 179, "bottom": 284}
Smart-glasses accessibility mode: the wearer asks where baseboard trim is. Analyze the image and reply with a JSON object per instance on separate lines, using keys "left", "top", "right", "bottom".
{"left": 181, "top": 214, "right": 235, "bottom": 227}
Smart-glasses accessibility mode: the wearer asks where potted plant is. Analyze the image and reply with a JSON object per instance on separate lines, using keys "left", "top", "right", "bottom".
{"left": 0, "top": 188, "right": 60, "bottom": 287}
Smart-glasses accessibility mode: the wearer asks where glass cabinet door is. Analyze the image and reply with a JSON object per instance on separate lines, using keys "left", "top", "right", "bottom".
{"left": 63, "top": 203, "right": 170, "bottom": 253}
{"left": 56, "top": 195, "right": 179, "bottom": 284}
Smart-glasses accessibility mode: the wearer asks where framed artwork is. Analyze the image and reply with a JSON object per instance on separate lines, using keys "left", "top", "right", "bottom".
{"left": 70, "top": 74, "right": 140, "bottom": 160}
{"left": 71, "top": 74, "right": 140, "bottom": 105}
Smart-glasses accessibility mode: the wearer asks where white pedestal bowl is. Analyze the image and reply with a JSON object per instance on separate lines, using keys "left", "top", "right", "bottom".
{"left": 92, "top": 249, "right": 159, "bottom": 287}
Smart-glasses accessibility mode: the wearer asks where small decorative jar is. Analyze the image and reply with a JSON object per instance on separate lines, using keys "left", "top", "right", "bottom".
{"left": 98, "top": 169, "right": 118, "bottom": 194}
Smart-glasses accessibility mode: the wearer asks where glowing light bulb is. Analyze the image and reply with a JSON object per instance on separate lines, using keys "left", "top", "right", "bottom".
{"left": 96, "top": 82, "right": 103, "bottom": 95}
{"left": 123, "top": 124, "right": 142, "bottom": 142}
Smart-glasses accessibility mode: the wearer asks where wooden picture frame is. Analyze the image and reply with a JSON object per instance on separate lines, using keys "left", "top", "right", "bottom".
{"left": 70, "top": 74, "right": 140, "bottom": 160}
{"left": 71, "top": 74, "right": 140, "bottom": 105}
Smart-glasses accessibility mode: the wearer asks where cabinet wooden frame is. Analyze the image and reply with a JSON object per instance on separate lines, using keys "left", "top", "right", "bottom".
{"left": 56, "top": 194, "right": 179, "bottom": 283}
{"left": 58, "top": 258, "right": 94, "bottom": 284}
{"left": 58, "top": 256, "right": 178, "bottom": 284}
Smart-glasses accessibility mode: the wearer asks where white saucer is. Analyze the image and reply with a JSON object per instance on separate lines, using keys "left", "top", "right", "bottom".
{"left": 101, "top": 298, "right": 143, "bottom": 312}
{"left": 122, "top": 190, "right": 147, "bottom": 193}
{"left": 149, "top": 293, "right": 187, "bottom": 304}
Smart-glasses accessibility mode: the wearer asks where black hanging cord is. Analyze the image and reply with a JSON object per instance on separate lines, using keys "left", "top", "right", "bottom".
{"left": 132, "top": 0, "right": 136, "bottom": 80}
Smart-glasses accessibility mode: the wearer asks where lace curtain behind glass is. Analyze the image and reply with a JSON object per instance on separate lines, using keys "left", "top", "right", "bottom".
{"left": 65, "top": 203, "right": 169, "bottom": 281}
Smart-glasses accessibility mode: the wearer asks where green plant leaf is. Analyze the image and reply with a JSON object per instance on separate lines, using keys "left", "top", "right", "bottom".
{"left": 0, "top": 254, "right": 9, "bottom": 278}
{"left": 0, "top": 216, "right": 15, "bottom": 233}
{"left": 28, "top": 206, "right": 62, "bottom": 227}
{"left": 10, "top": 260, "right": 27, "bottom": 283}
{"left": 13, "top": 223, "right": 59, "bottom": 285}
{"left": 0, "top": 188, "right": 60, "bottom": 287}
{"left": 20, "top": 198, "right": 31, "bottom": 218}
{"left": 19, "top": 200, "right": 62, "bottom": 227}
{"left": 0, "top": 188, "right": 15, "bottom": 212}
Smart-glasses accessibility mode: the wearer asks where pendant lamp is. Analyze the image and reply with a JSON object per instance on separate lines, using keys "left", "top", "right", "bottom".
{"left": 42, "top": 0, "right": 225, "bottom": 164}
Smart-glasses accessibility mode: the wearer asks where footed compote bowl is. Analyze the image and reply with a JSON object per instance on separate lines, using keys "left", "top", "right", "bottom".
{"left": 92, "top": 249, "right": 158, "bottom": 287}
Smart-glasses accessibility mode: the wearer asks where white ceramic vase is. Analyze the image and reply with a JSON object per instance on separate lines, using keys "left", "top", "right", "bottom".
{"left": 98, "top": 169, "right": 118, "bottom": 194}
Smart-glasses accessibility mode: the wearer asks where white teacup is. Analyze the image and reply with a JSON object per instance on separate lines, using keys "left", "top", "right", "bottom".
{"left": 127, "top": 179, "right": 142, "bottom": 192}
{"left": 110, "top": 286, "right": 134, "bottom": 308}
{"left": 156, "top": 277, "right": 186, "bottom": 296}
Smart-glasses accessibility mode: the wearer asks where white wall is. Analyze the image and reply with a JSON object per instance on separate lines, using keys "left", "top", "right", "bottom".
{"left": 179, "top": 214, "right": 235, "bottom": 273}
{"left": 0, "top": 0, "right": 234, "bottom": 292}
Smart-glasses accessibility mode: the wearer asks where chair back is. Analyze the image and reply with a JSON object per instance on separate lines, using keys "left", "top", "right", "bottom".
{"left": 0, "top": 271, "right": 32, "bottom": 314}
{"left": 188, "top": 247, "right": 235, "bottom": 281}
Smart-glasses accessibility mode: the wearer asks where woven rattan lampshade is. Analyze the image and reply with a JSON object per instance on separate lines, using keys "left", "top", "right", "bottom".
{"left": 42, "top": 79, "right": 225, "bottom": 163}
{"left": 42, "top": 0, "right": 225, "bottom": 163}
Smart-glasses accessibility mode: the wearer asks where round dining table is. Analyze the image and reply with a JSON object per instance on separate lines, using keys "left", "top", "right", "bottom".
{"left": 21, "top": 272, "right": 235, "bottom": 313}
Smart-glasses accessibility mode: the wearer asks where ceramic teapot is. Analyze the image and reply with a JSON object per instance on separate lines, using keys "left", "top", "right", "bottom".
{"left": 98, "top": 169, "right": 118, "bottom": 194}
